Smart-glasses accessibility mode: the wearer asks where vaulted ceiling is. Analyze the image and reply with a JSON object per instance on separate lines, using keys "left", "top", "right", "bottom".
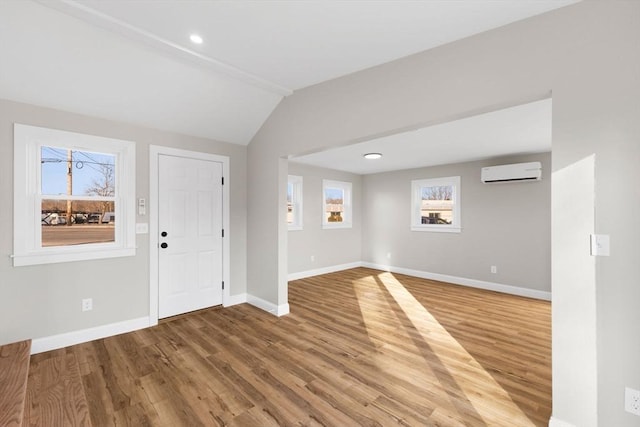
{"left": 0, "top": 0, "right": 576, "bottom": 146}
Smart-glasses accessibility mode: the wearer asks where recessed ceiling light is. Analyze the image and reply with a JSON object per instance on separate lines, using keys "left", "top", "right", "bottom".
{"left": 189, "top": 34, "right": 203, "bottom": 44}
{"left": 363, "top": 153, "right": 382, "bottom": 160}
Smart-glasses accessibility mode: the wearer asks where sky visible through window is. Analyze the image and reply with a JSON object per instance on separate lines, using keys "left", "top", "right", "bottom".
{"left": 325, "top": 188, "right": 343, "bottom": 201}
{"left": 41, "top": 147, "right": 115, "bottom": 196}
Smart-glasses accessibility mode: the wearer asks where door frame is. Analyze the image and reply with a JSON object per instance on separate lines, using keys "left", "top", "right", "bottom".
{"left": 149, "top": 145, "right": 230, "bottom": 326}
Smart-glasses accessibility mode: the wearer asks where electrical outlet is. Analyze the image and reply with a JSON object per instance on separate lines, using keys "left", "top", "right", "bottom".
{"left": 625, "top": 387, "right": 640, "bottom": 416}
{"left": 387, "top": 252, "right": 391, "bottom": 259}
{"left": 82, "top": 298, "right": 93, "bottom": 312}
{"left": 491, "top": 265, "right": 497, "bottom": 274}
{"left": 310, "top": 255, "right": 315, "bottom": 262}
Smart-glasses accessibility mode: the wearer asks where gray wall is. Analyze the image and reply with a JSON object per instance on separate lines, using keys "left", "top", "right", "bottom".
{"left": 289, "top": 153, "right": 550, "bottom": 295}
{"left": 362, "top": 153, "right": 550, "bottom": 292}
{"left": 248, "top": 2, "right": 640, "bottom": 426}
{"left": 287, "top": 162, "right": 362, "bottom": 275}
{"left": 0, "top": 98, "right": 247, "bottom": 344}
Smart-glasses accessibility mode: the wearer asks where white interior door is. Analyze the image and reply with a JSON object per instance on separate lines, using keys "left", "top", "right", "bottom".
{"left": 158, "top": 154, "right": 223, "bottom": 318}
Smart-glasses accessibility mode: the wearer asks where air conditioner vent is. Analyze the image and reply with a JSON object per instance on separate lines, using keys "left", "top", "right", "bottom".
{"left": 481, "top": 162, "right": 541, "bottom": 183}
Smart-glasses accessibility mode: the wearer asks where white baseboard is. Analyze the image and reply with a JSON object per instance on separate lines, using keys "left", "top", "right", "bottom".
{"left": 360, "top": 262, "right": 551, "bottom": 301}
{"left": 29, "top": 262, "right": 546, "bottom": 354}
{"left": 31, "top": 316, "right": 150, "bottom": 355}
{"left": 30, "top": 294, "right": 277, "bottom": 354}
{"left": 288, "top": 261, "right": 550, "bottom": 301}
{"left": 247, "top": 294, "right": 290, "bottom": 317}
{"left": 548, "top": 416, "right": 576, "bottom": 427}
{"left": 227, "top": 292, "right": 289, "bottom": 315}
{"left": 224, "top": 293, "right": 247, "bottom": 307}
{"left": 277, "top": 303, "right": 290, "bottom": 316}
{"left": 288, "top": 261, "right": 363, "bottom": 281}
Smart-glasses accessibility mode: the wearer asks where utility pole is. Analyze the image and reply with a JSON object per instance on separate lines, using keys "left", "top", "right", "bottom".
{"left": 66, "top": 149, "right": 72, "bottom": 226}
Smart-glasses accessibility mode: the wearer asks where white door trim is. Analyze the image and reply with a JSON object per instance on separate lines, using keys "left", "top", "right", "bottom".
{"left": 149, "top": 145, "right": 230, "bottom": 326}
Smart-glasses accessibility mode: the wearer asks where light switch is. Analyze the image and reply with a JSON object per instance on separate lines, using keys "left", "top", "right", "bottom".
{"left": 136, "top": 223, "right": 149, "bottom": 234}
{"left": 590, "top": 234, "right": 610, "bottom": 256}
{"left": 138, "top": 198, "right": 146, "bottom": 216}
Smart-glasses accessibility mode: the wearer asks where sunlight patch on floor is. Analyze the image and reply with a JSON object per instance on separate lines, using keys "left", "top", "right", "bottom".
{"left": 353, "top": 274, "right": 438, "bottom": 375}
{"left": 353, "top": 272, "right": 536, "bottom": 426}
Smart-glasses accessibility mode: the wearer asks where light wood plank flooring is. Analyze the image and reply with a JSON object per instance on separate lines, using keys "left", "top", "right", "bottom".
{"left": 26, "top": 267, "right": 551, "bottom": 426}
{"left": 0, "top": 339, "right": 32, "bottom": 427}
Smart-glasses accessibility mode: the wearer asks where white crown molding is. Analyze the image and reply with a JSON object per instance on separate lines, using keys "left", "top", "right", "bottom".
{"left": 36, "top": 0, "right": 292, "bottom": 97}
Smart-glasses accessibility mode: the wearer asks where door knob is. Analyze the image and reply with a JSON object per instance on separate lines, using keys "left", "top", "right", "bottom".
{"left": 161, "top": 231, "right": 168, "bottom": 237}
{"left": 160, "top": 242, "right": 168, "bottom": 249}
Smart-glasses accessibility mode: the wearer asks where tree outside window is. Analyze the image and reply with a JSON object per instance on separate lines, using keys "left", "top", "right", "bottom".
{"left": 41, "top": 147, "right": 117, "bottom": 246}
{"left": 14, "top": 124, "right": 136, "bottom": 266}
{"left": 411, "top": 177, "right": 461, "bottom": 232}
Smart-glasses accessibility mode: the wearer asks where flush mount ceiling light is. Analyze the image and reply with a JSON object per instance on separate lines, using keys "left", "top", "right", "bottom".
{"left": 189, "top": 34, "right": 203, "bottom": 44}
{"left": 363, "top": 153, "right": 382, "bottom": 160}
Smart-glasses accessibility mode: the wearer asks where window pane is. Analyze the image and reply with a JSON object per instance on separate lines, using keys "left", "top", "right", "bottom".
{"left": 421, "top": 185, "right": 453, "bottom": 225}
{"left": 41, "top": 199, "right": 115, "bottom": 247}
{"left": 287, "top": 182, "right": 293, "bottom": 224}
{"left": 325, "top": 187, "right": 344, "bottom": 222}
{"left": 41, "top": 147, "right": 116, "bottom": 196}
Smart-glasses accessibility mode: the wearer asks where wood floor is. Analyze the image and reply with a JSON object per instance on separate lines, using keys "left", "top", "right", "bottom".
{"left": 25, "top": 268, "right": 551, "bottom": 426}
{"left": 0, "top": 339, "right": 31, "bottom": 427}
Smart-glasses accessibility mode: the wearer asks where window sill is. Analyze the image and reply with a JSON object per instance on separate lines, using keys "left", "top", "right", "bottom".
{"left": 12, "top": 247, "right": 136, "bottom": 267}
{"left": 288, "top": 225, "right": 303, "bottom": 231}
{"left": 322, "top": 222, "right": 352, "bottom": 230}
{"left": 411, "top": 225, "right": 461, "bottom": 233}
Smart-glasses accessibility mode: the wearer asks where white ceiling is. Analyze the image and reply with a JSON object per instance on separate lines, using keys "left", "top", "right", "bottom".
{"left": 292, "top": 98, "right": 552, "bottom": 175}
{"left": 0, "top": 1, "right": 576, "bottom": 146}
{"left": 40, "top": 0, "right": 578, "bottom": 91}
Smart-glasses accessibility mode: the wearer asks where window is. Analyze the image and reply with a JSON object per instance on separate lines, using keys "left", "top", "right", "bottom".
{"left": 322, "top": 179, "right": 352, "bottom": 229}
{"left": 411, "top": 176, "right": 461, "bottom": 232}
{"left": 13, "top": 124, "right": 136, "bottom": 266}
{"left": 287, "top": 175, "right": 303, "bottom": 230}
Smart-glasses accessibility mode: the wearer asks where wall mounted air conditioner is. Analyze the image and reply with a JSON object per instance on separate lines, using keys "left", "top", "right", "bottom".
{"left": 481, "top": 161, "right": 541, "bottom": 183}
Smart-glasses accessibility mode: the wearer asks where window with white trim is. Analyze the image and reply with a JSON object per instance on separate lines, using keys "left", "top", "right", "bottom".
{"left": 13, "top": 124, "right": 136, "bottom": 266}
{"left": 287, "top": 175, "right": 303, "bottom": 230}
{"left": 322, "top": 179, "right": 352, "bottom": 229}
{"left": 411, "top": 176, "right": 461, "bottom": 233}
